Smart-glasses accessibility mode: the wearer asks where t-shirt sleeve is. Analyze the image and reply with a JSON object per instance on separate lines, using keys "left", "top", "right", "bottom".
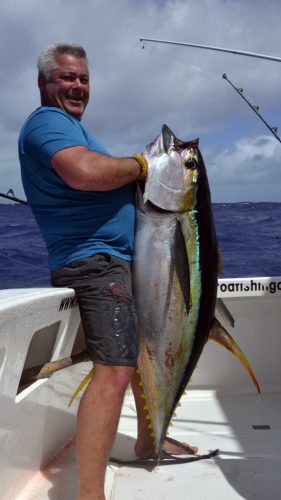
{"left": 22, "top": 108, "right": 88, "bottom": 167}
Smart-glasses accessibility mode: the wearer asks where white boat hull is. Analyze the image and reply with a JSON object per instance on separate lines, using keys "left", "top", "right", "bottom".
{"left": 0, "top": 277, "right": 280, "bottom": 499}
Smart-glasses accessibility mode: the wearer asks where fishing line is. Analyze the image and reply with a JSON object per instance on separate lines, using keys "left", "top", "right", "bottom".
{"left": 0, "top": 251, "right": 47, "bottom": 270}
{"left": 141, "top": 42, "right": 225, "bottom": 82}
{"left": 141, "top": 42, "right": 280, "bottom": 138}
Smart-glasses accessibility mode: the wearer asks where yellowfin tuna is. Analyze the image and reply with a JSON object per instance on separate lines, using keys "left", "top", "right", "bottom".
{"left": 133, "top": 124, "right": 260, "bottom": 456}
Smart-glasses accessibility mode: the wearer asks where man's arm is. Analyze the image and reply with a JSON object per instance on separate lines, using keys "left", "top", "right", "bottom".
{"left": 51, "top": 146, "right": 142, "bottom": 191}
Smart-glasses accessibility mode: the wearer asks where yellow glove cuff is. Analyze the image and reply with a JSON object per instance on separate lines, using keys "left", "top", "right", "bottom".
{"left": 131, "top": 153, "right": 148, "bottom": 181}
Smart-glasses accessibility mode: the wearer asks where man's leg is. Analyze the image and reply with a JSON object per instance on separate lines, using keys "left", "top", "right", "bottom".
{"left": 76, "top": 363, "right": 135, "bottom": 500}
{"left": 51, "top": 255, "right": 139, "bottom": 496}
{"left": 131, "top": 370, "right": 198, "bottom": 457}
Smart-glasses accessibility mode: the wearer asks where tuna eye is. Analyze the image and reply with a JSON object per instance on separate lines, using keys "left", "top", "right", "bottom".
{"left": 181, "top": 147, "right": 198, "bottom": 169}
{"left": 184, "top": 159, "right": 197, "bottom": 169}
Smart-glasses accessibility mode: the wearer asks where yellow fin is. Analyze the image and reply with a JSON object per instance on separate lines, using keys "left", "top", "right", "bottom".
{"left": 68, "top": 368, "right": 94, "bottom": 407}
{"left": 210, "top": 317, "right": 260, "bottom": 393}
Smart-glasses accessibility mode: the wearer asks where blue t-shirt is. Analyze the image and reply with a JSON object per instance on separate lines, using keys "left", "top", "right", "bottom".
{"left": 18, "top": 106, "right": 136, "bottom": 270}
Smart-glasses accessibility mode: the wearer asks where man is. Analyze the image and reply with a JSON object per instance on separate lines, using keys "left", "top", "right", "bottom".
{"left": 18, "top": 43, "right": 196, "bottom": 500}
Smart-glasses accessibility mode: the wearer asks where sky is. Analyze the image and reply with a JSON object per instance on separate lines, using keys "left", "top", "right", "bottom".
{"left": 1, "top": 0, "right": 281, "bottom": 203}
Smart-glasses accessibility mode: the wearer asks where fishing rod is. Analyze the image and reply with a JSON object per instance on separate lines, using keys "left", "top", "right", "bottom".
{"left": 139, "top": 38, "right": 281, "bottom": 63}
{"left": 140, "top": 38, "right": 281, "bottom": 143}
{"left": 222, "top": 74, "right": 281, "bottom": 143}
{"left": 0, "top": 189, "right": 28, "bottom": 205}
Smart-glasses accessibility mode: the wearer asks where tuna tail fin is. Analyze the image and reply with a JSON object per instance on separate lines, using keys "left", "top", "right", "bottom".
{"left": 209, "top": 318, "right": 260, "bottom": 394}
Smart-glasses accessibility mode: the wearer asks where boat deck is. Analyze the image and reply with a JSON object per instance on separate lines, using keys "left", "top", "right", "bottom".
{"left": 20, "top": 389, "right": 281, "bottom": 500}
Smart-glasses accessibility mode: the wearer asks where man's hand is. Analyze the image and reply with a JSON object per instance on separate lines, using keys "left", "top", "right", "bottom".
{"left": 131, "top": 154, "right": 148, "bottom": 181}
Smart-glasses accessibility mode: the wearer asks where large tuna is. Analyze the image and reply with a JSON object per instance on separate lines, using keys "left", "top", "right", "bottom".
{"left": 133, "top": 124, "right": 259, "bottom": 458}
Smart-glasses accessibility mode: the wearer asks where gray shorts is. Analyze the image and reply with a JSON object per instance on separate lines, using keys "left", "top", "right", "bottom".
{"left": 51, "top": 254, "right": 139, "bottom": 366}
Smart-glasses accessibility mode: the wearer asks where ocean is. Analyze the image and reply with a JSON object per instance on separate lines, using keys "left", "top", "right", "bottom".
{"left": 0, "top": 202, "right": 280, "bottom": 289}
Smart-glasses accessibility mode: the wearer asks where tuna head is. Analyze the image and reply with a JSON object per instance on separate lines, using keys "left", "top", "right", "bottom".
{"left": 143, "top": 124, "right": 199, "bottom": 212}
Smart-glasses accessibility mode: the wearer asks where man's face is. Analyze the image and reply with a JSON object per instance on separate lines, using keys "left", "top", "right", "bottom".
{"left": 39, "top": 53, "right": 90, "bottom": 120}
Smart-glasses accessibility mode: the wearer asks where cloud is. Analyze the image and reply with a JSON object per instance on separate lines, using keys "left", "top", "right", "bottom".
{"left": 205, "top": 134, "right": 281, "bottom": 202}
{"left": 1, "top": 0, "right": 281, "bottom": 201}
{"left": 208, "top": 135, "right": 281, "bottom": 184}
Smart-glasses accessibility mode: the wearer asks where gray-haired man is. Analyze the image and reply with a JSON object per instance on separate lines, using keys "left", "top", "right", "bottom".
{"left": 19, "top": 43, "right": 196, "bottom": 500}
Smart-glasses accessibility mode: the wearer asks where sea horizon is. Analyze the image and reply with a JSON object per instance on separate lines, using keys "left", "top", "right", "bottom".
{"left": 0, "top": 201, "right": 280, "bottom": 289}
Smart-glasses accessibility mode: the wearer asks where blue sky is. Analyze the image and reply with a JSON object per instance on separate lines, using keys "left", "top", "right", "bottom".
{"left": 0, "top": 0, "right": 281, "bottom": 202}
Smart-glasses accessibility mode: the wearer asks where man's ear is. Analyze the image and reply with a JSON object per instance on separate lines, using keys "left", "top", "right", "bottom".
{"left": 38, "top": 73, "right": 46, "bottom": 93}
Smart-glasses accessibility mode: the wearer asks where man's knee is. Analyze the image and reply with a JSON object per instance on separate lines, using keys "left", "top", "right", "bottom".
{"left": 112, "top": 365, "right": 135, "bottom": 391}
{"left": 94, "top": 363, "right": 135, "bottom": 395}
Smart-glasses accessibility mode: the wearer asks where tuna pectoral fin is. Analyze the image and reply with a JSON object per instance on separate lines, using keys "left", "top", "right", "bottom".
{"left": 209, "top": 318, "right": 260, "bottom": 394}
{"left": 174, "top": 219, "right": 190, "bottom": 311}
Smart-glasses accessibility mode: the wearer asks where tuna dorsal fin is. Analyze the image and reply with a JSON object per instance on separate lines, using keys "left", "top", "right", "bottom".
{"left": 161, "top": 124, "right": 175, "bottom": 153}
{"left": 217, "top": 247, "right": 223, "bottom": 275}
{"left": 215, "top": 298, "right": 235, "bottom": 328}
{"left": 209, "top": 318, "right": 260, "bottom": 394}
